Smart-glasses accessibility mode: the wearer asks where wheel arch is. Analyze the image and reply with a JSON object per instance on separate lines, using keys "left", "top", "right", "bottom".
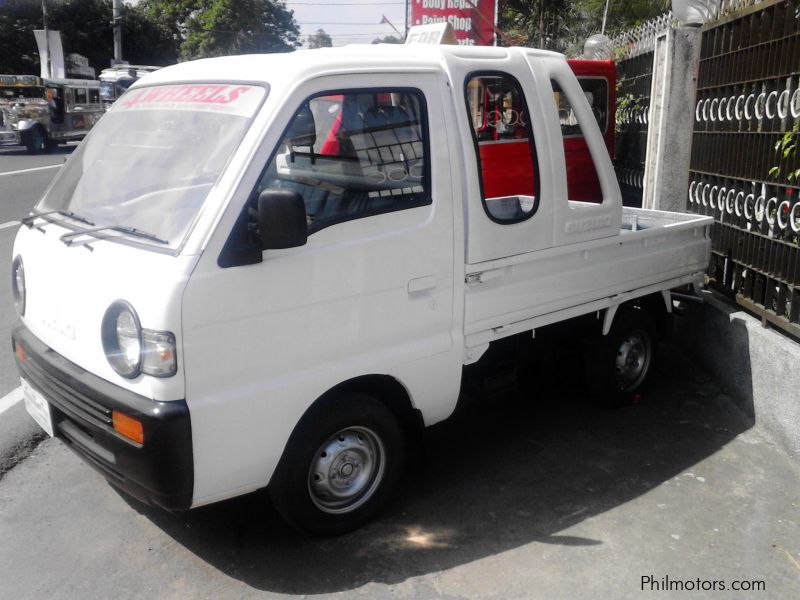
{"left": 322, "top": 374, "right": 423, "bottom": 437}
{"left": 634, "top": 292, "right": 672, "bottom": 339}
{"left": 271, "top": 374, "right": 425, "bottom": 486}
{"left": 602, "top": 291, "right": 672, "bottom": 339}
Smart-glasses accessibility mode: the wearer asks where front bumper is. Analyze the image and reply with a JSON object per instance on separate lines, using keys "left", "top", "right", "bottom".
{"left": 12, "top": 324, "right": 193, "bottom": 511}
{"left": 0, "top": 129, "right": 22, "bottom": 145}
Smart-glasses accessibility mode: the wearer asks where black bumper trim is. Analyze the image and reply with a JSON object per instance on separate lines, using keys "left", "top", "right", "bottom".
{"left": 12, "top": 323, "right": 193, "bottom": 511}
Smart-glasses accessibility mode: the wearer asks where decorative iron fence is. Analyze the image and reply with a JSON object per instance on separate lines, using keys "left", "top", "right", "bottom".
{"left": 615, "top": 52, "right": 655, "bottom": 206}
{"left": 686, "top": 0, "right": 800, "bottom": 338}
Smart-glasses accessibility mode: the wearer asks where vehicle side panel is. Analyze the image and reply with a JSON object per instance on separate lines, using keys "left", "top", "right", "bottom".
{"left": 181, "top": 72, "right": 463, "bottom": 506}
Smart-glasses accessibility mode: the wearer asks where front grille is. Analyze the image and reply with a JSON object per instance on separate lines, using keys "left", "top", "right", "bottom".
{"left": 14, "top": 323, "right": 195, "bottom": 511}
{"left": 22, "top": 349, "right": 114, "bottom": 433}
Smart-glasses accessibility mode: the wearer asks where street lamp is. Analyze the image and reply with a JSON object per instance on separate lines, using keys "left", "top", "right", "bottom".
{"left": 584, "top": 34, "right": 613, "bottom": 60}
{"left": 671, "top": 0, "right": 715, "bottom": 27}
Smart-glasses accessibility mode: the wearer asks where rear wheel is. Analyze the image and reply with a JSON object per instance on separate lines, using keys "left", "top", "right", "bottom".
{"left": 586, "top": 307, "right": 656, "bottom": 405}
{"left": 269, "top": 392, "right": 404, "bottom": 535}
{"left": 24, "top": 126, "right": 48, "bottom": 154}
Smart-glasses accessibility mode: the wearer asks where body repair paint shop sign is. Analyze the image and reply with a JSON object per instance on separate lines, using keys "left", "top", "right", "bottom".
{"left": 410, "top": 0, "right": 496, "bottom": 46}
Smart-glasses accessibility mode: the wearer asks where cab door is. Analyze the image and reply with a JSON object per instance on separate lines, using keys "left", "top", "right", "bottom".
{"left": 181, "top": 72, "right": 460, "bottom": 504}
{"left": 442, "top": 51, "right": 556, "bottom": 265}
{"left": 525, "top": 53, "right": 622, "bottom": 247}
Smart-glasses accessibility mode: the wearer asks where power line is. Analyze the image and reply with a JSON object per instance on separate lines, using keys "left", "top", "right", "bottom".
{"left": 298, "top": 22, "right": 400, "bottom": 25}
{"left": 289, "top": 2, "right": 403, "bottom": 4}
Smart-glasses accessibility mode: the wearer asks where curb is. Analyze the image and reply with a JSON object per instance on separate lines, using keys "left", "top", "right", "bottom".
{"left": 0, "top": 398, "right": 47, "bottom": 479}
{"left": 673, "top": 290, "right": 800, "bottom": 460}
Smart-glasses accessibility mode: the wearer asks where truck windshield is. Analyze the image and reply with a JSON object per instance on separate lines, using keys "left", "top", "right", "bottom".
{"left": 99, "top": 81, "right": 114, "bottom": 102}
{"left": 37, "top": 83, "right": 267, "bottom": 250}
{"left": 0, "top": 86, "right": 45, "bottom": 101}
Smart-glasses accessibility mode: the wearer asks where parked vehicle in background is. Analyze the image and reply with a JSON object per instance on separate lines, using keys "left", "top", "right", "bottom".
{"left": 0, "top": 74, "right": 104, "bottom": 153}
{"left": 565, "top": 59, "right": 616, "bottom": 201}
{"left": 472, "top": 58, "right": 615, "bottom": 203}
{"left": 99, "top": 65, "right": 162, "bottom": 107}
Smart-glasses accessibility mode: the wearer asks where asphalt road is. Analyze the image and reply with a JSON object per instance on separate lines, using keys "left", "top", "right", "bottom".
{"left": 0, "top": 145, "right": 75, "bottom": 472}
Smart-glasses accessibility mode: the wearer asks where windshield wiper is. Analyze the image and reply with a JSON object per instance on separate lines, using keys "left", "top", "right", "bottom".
{"left": 21, "top": 210, "right": 95, "bottom": 228}
{"left": 60, "top": 225, "right": 169, "bottom": 247}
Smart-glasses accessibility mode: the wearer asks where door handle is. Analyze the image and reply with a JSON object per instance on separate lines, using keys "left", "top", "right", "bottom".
{"left": 408, "top": 275, "right": 437, "bottom": 294}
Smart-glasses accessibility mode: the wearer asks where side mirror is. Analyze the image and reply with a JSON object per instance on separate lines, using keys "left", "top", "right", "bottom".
{"left": 257, "top": 189, "right": 307, "bottom": 250}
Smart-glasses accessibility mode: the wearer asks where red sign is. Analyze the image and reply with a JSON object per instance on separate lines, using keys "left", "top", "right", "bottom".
{"left": 409, "top": 0, "right": 496, "bottom": 47}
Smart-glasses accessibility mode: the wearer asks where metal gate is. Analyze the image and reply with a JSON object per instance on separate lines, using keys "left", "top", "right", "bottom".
{"left": 686, "top": 0, "right": 800, "bottom": 338}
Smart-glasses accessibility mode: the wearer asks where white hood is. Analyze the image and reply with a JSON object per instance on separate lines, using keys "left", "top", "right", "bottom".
{"left": 13, "top": 222, "right": 197, "bottom": 401}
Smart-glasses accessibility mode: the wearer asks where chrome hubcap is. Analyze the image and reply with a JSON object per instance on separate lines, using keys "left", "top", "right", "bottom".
{"left": 308, "top": 426, "right": 385, "bottom": 514}
{"left": 615, "top": 329, "right": 651, "bottom": 391}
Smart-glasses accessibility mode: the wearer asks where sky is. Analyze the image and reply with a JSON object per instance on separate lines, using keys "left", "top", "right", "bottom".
{"left": 285, "top": 0, "right": 408, "bottom": 46}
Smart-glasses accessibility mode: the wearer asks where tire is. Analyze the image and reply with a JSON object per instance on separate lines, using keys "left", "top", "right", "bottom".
{"left": 24, "top": 126, "right": 48, "bottom": 154}
{"left": 585, "top": 307, "right": 657, "bottom": 405}
{"left": 269, "top": 392, "right": 404, "bottom": 536}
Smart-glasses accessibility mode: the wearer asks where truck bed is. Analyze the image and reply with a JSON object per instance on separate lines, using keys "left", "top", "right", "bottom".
{"left": 463, "top": 207, "right": 714, "bottom": 351}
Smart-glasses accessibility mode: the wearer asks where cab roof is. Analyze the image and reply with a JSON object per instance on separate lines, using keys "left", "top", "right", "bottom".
{"left": 134, "top": 44, "right": 565, "bottom": 91}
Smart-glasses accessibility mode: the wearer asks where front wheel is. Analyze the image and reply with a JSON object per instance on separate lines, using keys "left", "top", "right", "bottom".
{"left": 586, "top": 307, "right": 656, "bottom": 405}
{"left": 24, "top": 126, "right": 48, "bottom": 154}
{"left": 269, "top": 393, "right": 404, "bottom": 535}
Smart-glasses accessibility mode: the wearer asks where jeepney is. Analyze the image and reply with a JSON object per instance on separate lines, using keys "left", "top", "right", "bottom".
{"left": 0, "top": 75, "right": 104, "bottom": 153}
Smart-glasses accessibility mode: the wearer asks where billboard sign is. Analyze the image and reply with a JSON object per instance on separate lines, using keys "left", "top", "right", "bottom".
{"left": 409, "top": 0, "right": 496, "bottom": 47}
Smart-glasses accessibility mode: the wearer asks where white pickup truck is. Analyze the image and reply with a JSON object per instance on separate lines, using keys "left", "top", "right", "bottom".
{"left": 11, "top": 43, "right": 712, "bottom": 535}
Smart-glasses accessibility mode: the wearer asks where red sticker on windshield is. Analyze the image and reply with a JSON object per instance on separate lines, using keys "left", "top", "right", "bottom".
{"left": 115, "top": 84, "right": 265, "bottom": 117}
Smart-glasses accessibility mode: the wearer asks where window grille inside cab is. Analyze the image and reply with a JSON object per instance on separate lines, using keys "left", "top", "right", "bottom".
{"left": 260, "top": 89, "right": 431, "bottom": 234}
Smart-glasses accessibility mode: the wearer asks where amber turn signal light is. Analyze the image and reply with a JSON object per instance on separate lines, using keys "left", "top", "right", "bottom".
{"left": 112, "top": 410, "right": 144, "bottom": 444}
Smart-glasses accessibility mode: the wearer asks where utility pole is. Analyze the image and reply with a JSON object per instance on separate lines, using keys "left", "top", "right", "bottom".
{"left": 113, "top": 0, "right": 123, "bottom": 63}
{"left": 41, "top": 0, "right": 51, "bottom": 77}
{"left": 538, "top": 0, "right": 544, "bottom": 48}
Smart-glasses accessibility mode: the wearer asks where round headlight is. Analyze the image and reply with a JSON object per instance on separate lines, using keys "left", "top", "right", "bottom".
{"left": 102, "top": 301, "right": 142, "bottom": 378}
{"left": 11, "top": 256, "right": 25, "bottom": 316}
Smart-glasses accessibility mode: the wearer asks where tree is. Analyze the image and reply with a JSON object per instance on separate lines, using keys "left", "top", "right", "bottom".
{"left": 118, "top": 4, "right": 180, "bottom": 66}
{"left": 498, "top": 0, "right": 573, "bottom": 50}
{"left": 0, "top": 0, "right": 177, "bottom": 75}
{"left": 49, "top": 0, "right": 136, "bottom": 71}
{"left": 141, "top": 0, "right": 300, "bottom": 61}
{"left": 0, "top": 1, "right": 42, "bottom": 74}
{"left": 497, "top": 0, "right": 665, "bottom": 54}
{"left": 308, "top": 28, "right": 332, "bottom": 49}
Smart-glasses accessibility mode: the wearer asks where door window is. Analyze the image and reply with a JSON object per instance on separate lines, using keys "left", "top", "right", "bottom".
{"left": 559, "top": 78, "right": 609, "bottom": 137}
{"left": 74, "top": 87, "right": 88, "bottom": 105}
{"left": 552, "top": 80, "right": 603, "bottom": 203}
{"left": 253, "top": 88, "right": 430, "bottom": 235}
{"left": 465, "top": 73, "right": 539, "bottom": 223}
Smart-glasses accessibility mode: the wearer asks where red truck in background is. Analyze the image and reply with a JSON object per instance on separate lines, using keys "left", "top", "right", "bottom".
{"left": 470, "top": 58, "right": 615, "bottom": 203}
